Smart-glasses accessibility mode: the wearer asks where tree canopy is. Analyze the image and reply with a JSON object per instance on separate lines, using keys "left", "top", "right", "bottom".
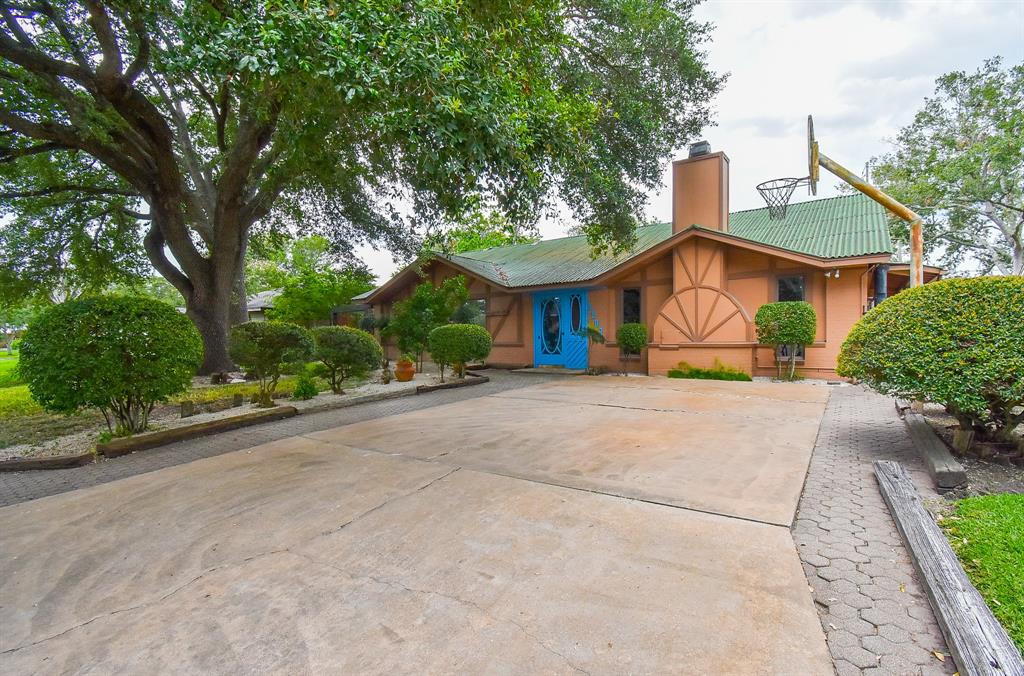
{"left": 267, "top": 267, "right": 374, "bottom": 328}
{"left": 1, "top": 0, "right": 722, "bottom": 372}
{"left": 868, "top": 58, "right": 1023, "bottom": 275}
{"left": 422, "top": 209, "right": 537, "bottom": 255}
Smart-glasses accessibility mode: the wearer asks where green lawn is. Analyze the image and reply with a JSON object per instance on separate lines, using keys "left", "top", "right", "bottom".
{"left": 0, "top": 355, "right": 22, "bottom": 388}
{"left": 941, "top": 493, "right": 1024, "bottom": 651}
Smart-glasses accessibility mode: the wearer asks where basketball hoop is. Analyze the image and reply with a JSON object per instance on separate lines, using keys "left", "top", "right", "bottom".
{"left": 756, "top": 177, "right": 808, "bottom": 220}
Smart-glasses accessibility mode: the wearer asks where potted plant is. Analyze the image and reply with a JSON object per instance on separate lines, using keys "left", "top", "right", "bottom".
{"left": 395, "top": 353, "right": 416, "bottom": 382}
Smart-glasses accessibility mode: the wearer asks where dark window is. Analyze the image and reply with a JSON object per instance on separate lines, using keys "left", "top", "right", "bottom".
{"left": 777, "top": 275, "right": 805, "bottom": 302}
{"left": 570, "top": 295, "right": 582, "bottom": 332}
{"left": 622, "top": 288, "right": 641, "bottom": 325}
{"left": 777, "top": 344, "right": 806, "bottom": 361}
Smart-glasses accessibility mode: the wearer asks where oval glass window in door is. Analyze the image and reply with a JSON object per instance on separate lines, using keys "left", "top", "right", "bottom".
{"left": 542, "top": 298, "right": 561, "bottom": 354}
{"left": 570, "top": 295, "right": 582, "bottom": 333}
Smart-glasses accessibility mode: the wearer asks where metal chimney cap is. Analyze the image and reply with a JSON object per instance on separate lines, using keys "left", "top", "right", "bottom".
{"left": 688, "top": 141, "right": 711, "bottom": 158}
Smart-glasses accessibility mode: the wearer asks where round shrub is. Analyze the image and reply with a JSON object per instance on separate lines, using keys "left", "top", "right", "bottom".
{"left": 755, "top": 301, "right": 816, "bottom": 379}
{"left": 839, "top": 277, "right": 1024, "bottom": 442}
{"left": 229, "top": 321, "right": 313, "bottom": 406}
{"left": 312, "top": 326, "right": 383, "bottom": 394}
{"left": 616, "top": 323, "right": 648, "bottom": 356}
{"left": 429, "top": 323, "right": 492, "bottom": 381}
{"left": 19, "top": 295, "right": 202, "bottom": 433}
{"left": 291, "top": 370, "right": 319, "bottom": 401}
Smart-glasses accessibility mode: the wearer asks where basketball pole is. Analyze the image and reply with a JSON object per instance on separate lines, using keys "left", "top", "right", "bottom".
{"left": 815, "top": 153, "right": 924, "bottom": 288}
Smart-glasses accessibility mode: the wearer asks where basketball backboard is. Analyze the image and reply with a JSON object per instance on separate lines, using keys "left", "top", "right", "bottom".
{"left": 807, "top": 115, "right": 819, "bottom": 195}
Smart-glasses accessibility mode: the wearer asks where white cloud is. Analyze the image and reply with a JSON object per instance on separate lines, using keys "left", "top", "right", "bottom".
{"left": 360, "top": 0, "right": 1024, "bottom": 281}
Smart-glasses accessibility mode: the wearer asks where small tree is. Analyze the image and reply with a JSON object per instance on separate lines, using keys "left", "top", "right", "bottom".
{"left": 229, "top": 322, "right": 313, "bottom": 407}
{"left": 838, "top": 277, "right": 1024, "bottom": 448}
{"left": 19, "top": 296, "right": 202, "bottom": 434}
{"left": 755, "top": 302, "right": 816, "bottom": 380}
{"left": 312, "top": 326, "right": 383, "bottom": 394}
{"left": 268, "top": 268, "right": 375, "bottom": 328}
{"left": 386, "top": 277, "right": 469, "bottom": 370}
{"left": 429, "top": 324, "right": 492, "bottom": 381}
{"left": 616, "top": 323, "right": 648, "bottom": 374}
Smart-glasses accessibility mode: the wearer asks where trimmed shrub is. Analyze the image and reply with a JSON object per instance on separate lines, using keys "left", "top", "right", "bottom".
{"left": 667, "top": 359, "right": 752, "bottom": 382}
{"left": 229, "top": 321, "right": 313, "bottom": 406}
{"left": 839, "top": 277, "right": 1024, "bottom": 444}
{"left": 429, "top": 323, "right": 492, "bottom": 381}
{"left": 312, "top": 326, "right": 382, "bottom": 394}
{"left": 616, "top": 323, "right": 647, "bottom": 356}
{"left": 755, "top": 301, "right": 816, "bottom": 380}
{"left": 291, "top": 370, "right": 319, "bottom": 401}
{"left": 19, "top": 295, "right": 203, "bottom": 433}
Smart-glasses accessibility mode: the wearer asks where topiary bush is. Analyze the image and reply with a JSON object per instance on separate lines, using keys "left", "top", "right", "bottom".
{"left": 228, "top": 321, "right": 313, "bottom": 406}
{"left": 755, "top": 301, "right": 816, "bottom": 380}
{"left": 19, "top": 295, "right": 203, "bottom": 433}
{"left": 839, "top": 277, "right": 1024, "bottom": 445}
{"left": 428, "top": 323, "right": 492, "bottom": 381}
{"left": 615, "top": 322, "right": 647, "bottom": 374}
{"left": 312, "top": 326, "right": 383, "bottom": 394}
{"left": 667, "top": 359, "right": 752, "bottom": 382}
{"left": 291, "top": 370, "right": 319, "bottom": 401}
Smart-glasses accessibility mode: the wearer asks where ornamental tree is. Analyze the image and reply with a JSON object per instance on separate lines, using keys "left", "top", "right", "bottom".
{"left": 228, "top": 321, "right": 313, "bottom": 406}
{"left": 386, "top": 276, "right": 469, "bottom": 370}
{"left": 755, "top": 301, "right": 816, "bottom": 380}
{"left": 429, "top": 323, "right": 492, "bottom": 381}
{"left": 616, "top": 322, "right": 647, "bottom": 374}
{"left": 19, "top": 295, "right": 202, "bottom": 433}
{"left": 838, "top": 277, "right": 1024, "bottom": 445}
{"left": 312, "top": 326, "right": 382, "bottom": 394}
{"left": 0, "top": 0, "right": 722, "bottom": 373}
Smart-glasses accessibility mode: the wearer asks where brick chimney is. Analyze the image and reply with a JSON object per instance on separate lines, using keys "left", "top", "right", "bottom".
{"left": 672, "top": 143, "right": 729, "bottom": 233}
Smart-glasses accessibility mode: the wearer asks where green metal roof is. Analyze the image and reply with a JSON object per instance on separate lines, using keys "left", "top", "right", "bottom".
{"left": 361, "top": 194, "right": 891, "bottom": 296}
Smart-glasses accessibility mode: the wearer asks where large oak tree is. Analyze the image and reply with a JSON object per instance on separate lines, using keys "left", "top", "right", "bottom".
{"left": 1, "top": 0, "right": 722, "bottom": 372}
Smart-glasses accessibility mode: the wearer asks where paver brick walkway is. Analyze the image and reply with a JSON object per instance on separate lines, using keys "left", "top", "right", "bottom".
{"left": 794, "top": 385, "right": 954, "bottom": 675}
{"left": 0, "top": 371, "right": 557, "bottom": 508}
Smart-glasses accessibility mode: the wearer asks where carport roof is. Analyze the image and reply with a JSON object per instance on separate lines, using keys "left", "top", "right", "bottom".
{"left": 356, "top": 193, "right": 892, "bottom": 298}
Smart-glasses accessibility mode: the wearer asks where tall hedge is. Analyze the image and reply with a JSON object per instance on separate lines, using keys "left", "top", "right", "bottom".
{"left": 19, "top": 295, "right": 203, "bottom": 433}
{"left": 428, "top": 323, "right": 492, "bottom": 381}
{"left": 755, "top": 301, "right": 816, "bottom": 380}
{"left": 229, "top": 321, "right": 313, "bottom": 406}
{"left": 839, "top": 277, "right": 1024, "bottom": 443}
{"left": 312, "top": 326, "right": 382, "bottom": 394}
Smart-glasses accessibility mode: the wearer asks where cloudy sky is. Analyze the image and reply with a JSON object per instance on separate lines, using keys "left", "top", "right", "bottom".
{"left": 356, "top": 0, "right": 1024, "bottom": 281}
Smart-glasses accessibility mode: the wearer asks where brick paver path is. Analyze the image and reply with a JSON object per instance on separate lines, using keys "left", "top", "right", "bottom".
{"left": 794, "top": 385, "right": 954, "bottom": 675}
{"left": 0, "top": 371, "right": 557, "bottom": 508}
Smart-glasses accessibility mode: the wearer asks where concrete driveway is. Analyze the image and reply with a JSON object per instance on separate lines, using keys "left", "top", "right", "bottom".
{"left": 1, "top": 377, "right": 833, "bottom": 674}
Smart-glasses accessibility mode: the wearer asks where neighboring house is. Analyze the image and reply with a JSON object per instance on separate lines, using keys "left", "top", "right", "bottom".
{"left": 356, "top": 145, "right": 940, "bottom": 378}
{"left": 246, "top": 288, "right": 281, "bottom": 321}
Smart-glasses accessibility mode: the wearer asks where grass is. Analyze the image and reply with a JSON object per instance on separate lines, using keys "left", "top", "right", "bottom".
{"left": 940, "top": 493, "right": 1024, "bottom": 651}
{"left": 0, "top": 355, "right": 22, "bottom": 388}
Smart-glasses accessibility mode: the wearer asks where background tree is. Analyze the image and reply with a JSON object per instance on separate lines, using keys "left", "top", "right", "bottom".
{"left": 0, "top": 300, "right": 38, "bottom": 353}
{"left": 1, "top": 0, "right": 722, "bottom": 372}
{"left": 868, "top": 58, "right": 1023, "bottom": 275}
{"left": 386, "top": 276, "right": 469, "bottom": 370}
{"left": 422, "top": 209, "right": 538, "bottom": 255}
{"left": 268, "top": 267, "right": 374, "bottom": 328}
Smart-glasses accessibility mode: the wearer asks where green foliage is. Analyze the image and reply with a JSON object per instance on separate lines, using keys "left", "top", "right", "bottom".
{"left": 616, "top": 323, "right": 648, "bottom": 356}
{"left": 941, "top": 494, "right": 1024, "bottom": 650}
{"left": 19, "top": 295, "right": 203, "bottom": 433}
{"left": 291, "top": 371, "right": 319, "bottom": 401}
{"left": 228, "top": 322, "right": 313, "bottom": 406}
{"left": 423, "top": 209, "right": 537, "bottom": 254}
{"left": 576, "top": 322, "right": 606, "bottom": 345}
{"left": 0, "top": 302, "right": 40, "bottom": 354}
{"left": 451, "top": 300, "right": 485, "bottom": 326}
{"left": 312, "top": 326, "right": 382, "bottom": 394}
{"left": 838, "top": 277, "right": 1024, "bottom": 441}
{"left": 755, "top": 301, "right": 816, "bottom": 380}
{"left": 0, "top": 384, "right": 41, "bottom": 418}
{"left": 0, "top": 358, "right": 22, "bottom": 389}
{"left": 358, "top": 313, "right": 378, "bottom": 333}
{"left": 268, "top": 267, "right": 375, "bottom": 328}
{"left": 667, "top": 360, "right": 751, "bottom": 382}
{"left": 387, "top": 277, "right": 469, "bottom": 368}
{"left": 868, "top": 58, "right": 1023, "bottom": 275}
{"left": 1, "top": 1, "right": 721, "bottom": 356}
{"left": 429, "top": 324, "right": 492, "bottom": 381}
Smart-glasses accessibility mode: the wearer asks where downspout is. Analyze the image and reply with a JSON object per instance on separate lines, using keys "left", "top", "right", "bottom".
{"left": 873, "top": 264, "right": 889, "bottom": 306}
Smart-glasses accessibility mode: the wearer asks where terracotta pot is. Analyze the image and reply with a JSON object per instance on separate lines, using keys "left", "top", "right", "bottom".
{"left": 395, "top": 360, "right": 415, "bottom": 382}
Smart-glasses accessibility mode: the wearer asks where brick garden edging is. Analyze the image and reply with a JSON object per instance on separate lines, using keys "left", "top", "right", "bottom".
{"left": 874, "top": 460, "right": 1023, "bottom": 676}
{"left": 3, "top": 376, "right": 491, "bottom": 471}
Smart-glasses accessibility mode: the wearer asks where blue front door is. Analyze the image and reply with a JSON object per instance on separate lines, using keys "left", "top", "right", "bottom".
{"left": 533, "top": 289, "right": 589, "bottom": 369}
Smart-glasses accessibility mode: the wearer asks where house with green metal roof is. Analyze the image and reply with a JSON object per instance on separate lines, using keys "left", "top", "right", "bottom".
{"left": 359, "top": 147, "right": 939, "bottom": 378}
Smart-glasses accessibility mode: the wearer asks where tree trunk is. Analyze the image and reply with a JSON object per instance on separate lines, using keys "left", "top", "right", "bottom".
{"left": 187, "top": 299, "right": 236, "bottom": 374}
